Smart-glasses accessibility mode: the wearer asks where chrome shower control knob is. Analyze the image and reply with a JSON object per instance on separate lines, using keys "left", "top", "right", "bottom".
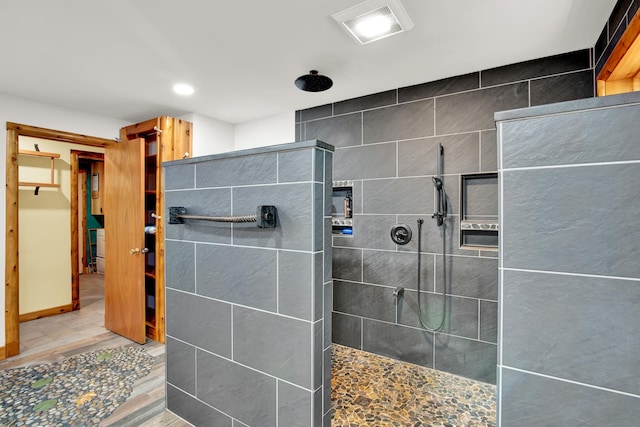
{"left": 390, "top": 224, "right": 412, "bottom": 245}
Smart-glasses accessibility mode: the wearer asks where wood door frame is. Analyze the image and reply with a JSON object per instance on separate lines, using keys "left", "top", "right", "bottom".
{"left": 78, "top": 170, "right": 87, "bottom": 274}
{"left": 4, "top": 122, "right": 115, "bottom": 359}
{"left": 70, "top": 151, "right": 104, "bottom": 310}
{"left": 597, "top": 8, "right": 640, "bottom": 96}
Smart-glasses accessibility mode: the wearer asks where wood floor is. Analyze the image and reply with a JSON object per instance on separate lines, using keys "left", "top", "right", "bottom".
{"left": 0, "top": 273, "right": 188, "bottom": 426}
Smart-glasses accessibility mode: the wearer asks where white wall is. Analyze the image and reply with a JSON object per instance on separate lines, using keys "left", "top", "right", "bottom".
{"left": 18, "top": 137, "right": 104, "bottom": 315}
{"left": 180, "top": 113, "right": 234, "bottom": 156}
{"left": 0, "top": 92, "right": 128, "bottom": 348}
{"left": 234, "top": 111, "right": 295, "bottom": 150}
{"left": 185, "top": 110, "right": 295, "bottom": 156}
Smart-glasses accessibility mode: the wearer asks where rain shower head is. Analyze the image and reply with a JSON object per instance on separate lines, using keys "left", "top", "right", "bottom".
{"left": 295, "top": 70, "right": 333, "bottom": 92}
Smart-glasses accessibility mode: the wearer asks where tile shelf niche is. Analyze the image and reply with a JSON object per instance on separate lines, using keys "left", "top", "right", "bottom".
{"left": 460, "top": 172, "right": 498, "bottom": 250}
{"left": 332, "top": 180, "right": 354, "bottom": 235}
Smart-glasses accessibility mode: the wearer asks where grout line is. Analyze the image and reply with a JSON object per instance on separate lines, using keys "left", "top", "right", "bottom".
{"left": 166, "top": 180, "right": 315, "bottom": 191}
{"left": 331, "top": 309, "right": 498, "bottom": 344}
{"left": 500, "top": 267, "right": 640, "bottom": 282}
{"left": 169, "top": 336, "right": 319, "bottom": 392}
{"left": 477, "top": 299, "right": 481, "bottom": 340}
{"left": 360, "top": 248, "right": 364, "bottom": 283}
{"left": 529, "top": 67, "right": 593, "bottom": 82}
{"left": 166, "top": 240, "right": 320, "bottom": 255}
{"left": 167, "top": 288, "right": 318, "bottom": 324}
{"left": 230, "top": 306, "right": 234, "bottom": 360}
{"left": 502, "top": 366, "right": 640, "bottom": 400}
{"left": 192, "top": 243, "right": 198, "bottom": 295}
{"left": 360, "top": 112, "right": 364, "bottom": 146}
{"left": 503, "top": 159, "right": 640, "bottom": 172}
{"left": 478, "top": 130, "right": 482, "bottom": 171}
{"left": 166, "top": 379, "right": 243, "bottom": 424}
{"left": 433, "top": 97, "right": 437, "bottom": 136}
{"left": 432, "top": 253, "right": 437, "bottom": 293}
{"left": 230, "top": 187, "right": 234, "bottom": 246}
{"left": 395, "top": 140, "right": 399, "bottom": 178}
{"left": 432, "top": 334, "right": 436, "bottom": 368}
{"left": 331, "top": 129, "right": 494, "bottom": 148}
{"left": 194, "top": 345, "right": 197, "bottom": 398}
{"left": 310, "top": 323, "right": 314, "bottom": 395}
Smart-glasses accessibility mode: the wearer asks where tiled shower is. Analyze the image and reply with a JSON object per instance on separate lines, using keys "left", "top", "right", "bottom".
{"left": 296, "top": 48, "right": 595, "bottom": 384}
{"left": 161, "top": 2, "right": 638, "bottom": 424}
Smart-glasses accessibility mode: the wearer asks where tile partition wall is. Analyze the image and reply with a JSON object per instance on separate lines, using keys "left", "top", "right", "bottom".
{"left": 296, "top": 49, "right": 594, "bottom": 384}
{"left": 496, "top": 92, "right": 640, "bottom": 425}
{"left": 162, "top": 140, "right": 334, "bottom": 427}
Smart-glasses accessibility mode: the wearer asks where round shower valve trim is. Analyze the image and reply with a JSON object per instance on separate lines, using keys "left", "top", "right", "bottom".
{"left": 390, "top": 224, "right": 412, "bottom": 245}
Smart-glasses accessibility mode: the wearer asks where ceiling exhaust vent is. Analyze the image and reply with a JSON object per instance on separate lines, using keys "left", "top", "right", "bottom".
{"left": 331, "top": 0, "right": 414, "bottom": 44}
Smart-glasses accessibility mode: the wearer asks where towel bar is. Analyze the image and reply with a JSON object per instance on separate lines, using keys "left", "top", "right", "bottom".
{"left": 168, "top": 205, "right": 277, "bottom": 228}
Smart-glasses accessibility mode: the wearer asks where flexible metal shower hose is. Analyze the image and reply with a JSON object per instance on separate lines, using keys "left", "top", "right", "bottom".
{"left": 416, "top": 218, "right": 447, "bottom": 332}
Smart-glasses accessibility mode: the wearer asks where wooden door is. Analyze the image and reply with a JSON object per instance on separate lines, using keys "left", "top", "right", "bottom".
{"left": 104, "top": 138, "right": 146, "bottom": 343}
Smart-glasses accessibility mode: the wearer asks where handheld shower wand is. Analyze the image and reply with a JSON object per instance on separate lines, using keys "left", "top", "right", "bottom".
{"left": 432, "top": 144, "right": 447, "bottom": 226}
{"left": 432, "top": 176, "right": 443, "bottom": 190}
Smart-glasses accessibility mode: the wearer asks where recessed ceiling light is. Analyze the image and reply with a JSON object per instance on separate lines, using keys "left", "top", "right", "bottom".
{"left": 331, "top": 0, "right": 414, "bottom": 45}
{"left": 173, "top": 83, "right": 194, "bottom": 96}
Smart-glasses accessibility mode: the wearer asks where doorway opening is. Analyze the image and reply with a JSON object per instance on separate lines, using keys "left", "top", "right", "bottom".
{"left": 4, "top": 122, "right": 114, "bottom": 359}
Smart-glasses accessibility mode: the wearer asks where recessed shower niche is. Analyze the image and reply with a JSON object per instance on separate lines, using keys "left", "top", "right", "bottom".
{"left": 460, "top": 173, "right": 498, "bottom": 250}
{"left": 332, "top": 180, "right": 353, "bottom": 235}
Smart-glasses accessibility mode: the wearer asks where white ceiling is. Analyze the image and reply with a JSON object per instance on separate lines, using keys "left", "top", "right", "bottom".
{"left": 1, "top": 0, "right": 616, "bottom": 125}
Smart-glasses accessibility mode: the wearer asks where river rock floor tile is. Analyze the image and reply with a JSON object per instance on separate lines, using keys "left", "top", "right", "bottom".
{"left": 331, "top": 344, "right": 496, "bottom": 426}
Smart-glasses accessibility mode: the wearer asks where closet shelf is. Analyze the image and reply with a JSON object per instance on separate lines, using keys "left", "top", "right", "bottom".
{"left": 460, "top": 220, "right": 499, "bottom": 231}
{"left": 18, "top": 149, "right": 60, "bottom": 159}
{"left": 18, "top": 149, "right": 61, "bottom": 189}
{"left": 18, "top": 181, "right": 60, "bottom": 188}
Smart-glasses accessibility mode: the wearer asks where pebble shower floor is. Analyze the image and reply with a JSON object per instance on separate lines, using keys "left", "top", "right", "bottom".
{"left": 331, "top": 344, "right": 496, "bottom": 426}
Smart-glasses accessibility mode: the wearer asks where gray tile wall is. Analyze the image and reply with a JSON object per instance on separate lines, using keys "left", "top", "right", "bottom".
{"left": 296, "top": 49, "right": 594, "bottom": 385}
{"left": 497, "top": 94, "right": 640, "bottom": 425}
{"left": 164, "top": 140, "right": 333, "bottom": 427}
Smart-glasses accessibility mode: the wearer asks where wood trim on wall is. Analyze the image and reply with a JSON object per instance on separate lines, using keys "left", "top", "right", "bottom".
{"left": 5, "top": 128, "right": 20, "bottom": 358}
{"left": 19, "top": 304, "right": 73, "bottom": 323}
{"left": 0, "top": 346, "right": 6, "bottom": 360}
{"left": 4, "top": 122, "right": 115, "bottom": 360}
{"left": 7, "top": 123, "right": 116, "bottom": 147}
{"left": 70, "top": 152, "right": 80, "bottom": 310}
{"left": 597, "top": 8, "right": 640, "bottom": 96}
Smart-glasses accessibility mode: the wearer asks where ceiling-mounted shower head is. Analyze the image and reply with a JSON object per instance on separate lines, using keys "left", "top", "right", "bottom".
{"left": 295, "top": 70, "right": 333, "bottom": 92}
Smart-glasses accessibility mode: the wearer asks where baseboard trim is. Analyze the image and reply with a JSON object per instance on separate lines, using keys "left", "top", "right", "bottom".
{"left": 0, "top": 346, "right": 6, "bottom": 360}
{"left": 19, "top": 304, "right": 74, "bottom": 323}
